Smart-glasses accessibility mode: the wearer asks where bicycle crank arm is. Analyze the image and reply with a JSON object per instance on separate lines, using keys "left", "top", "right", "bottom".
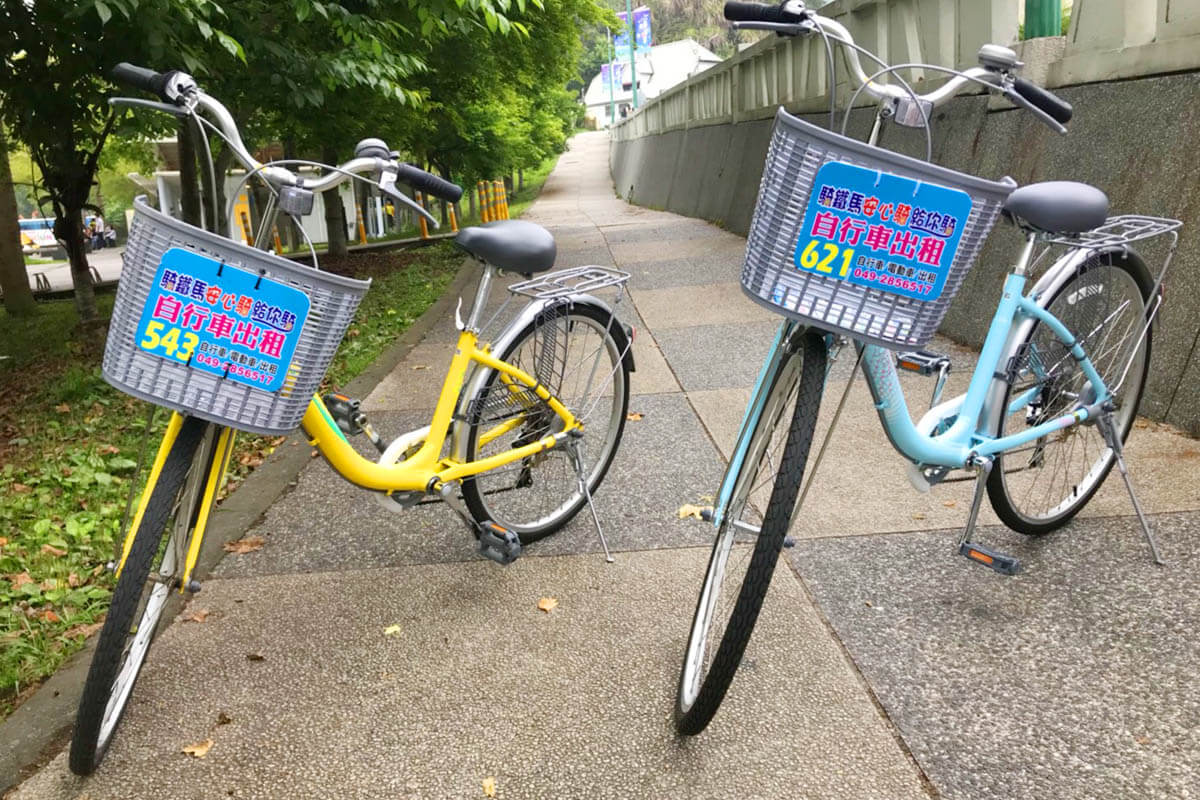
{"left": 958, "top": 542, "right": 1020, "bottom": 575}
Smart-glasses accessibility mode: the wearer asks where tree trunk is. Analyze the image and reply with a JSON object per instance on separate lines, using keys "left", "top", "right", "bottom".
{"left": 468, "top": 185, "right": 477, "bottom": 221}
{"left": 0, "top": 125, "right": 36, "bottom": 315}
{"left": 322, "top": 146, "right": 348, "bottom": 257}
{"left": 518, "top": 168, "right": 525, "bottom": 192}
{"left": 55, "top": 205, "right": 97, "bottom": 324}
{"left": 207, "top": 146, "right": 235, "bottom": 239}
{"left": 178, "top": 119, "right": 202, "bottom": 227}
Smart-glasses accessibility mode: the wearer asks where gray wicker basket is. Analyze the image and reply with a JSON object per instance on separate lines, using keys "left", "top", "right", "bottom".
{"left": 742, "top": 109, "right": 1016, "bottom": 349}
{"left": 103, "top": 197, "right": 369, "bottom": 434}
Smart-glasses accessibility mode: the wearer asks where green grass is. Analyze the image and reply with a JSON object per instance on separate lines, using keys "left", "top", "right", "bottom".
{"left": 0, "top": 243, "right": 463, "bottom": 717}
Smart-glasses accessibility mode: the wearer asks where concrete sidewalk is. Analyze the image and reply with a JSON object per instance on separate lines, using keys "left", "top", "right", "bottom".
{"left": 12, "top": 132, "right": 1200, "bottom": 799}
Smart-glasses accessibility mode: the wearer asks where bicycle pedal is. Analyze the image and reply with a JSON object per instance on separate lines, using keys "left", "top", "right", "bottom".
{"left": 323, "top": 393, "right": 386, "bottom": 453}
{"left": 958, "top": 542, "right": 1020, "bottom": 575}
{"left": 323, "top": 393, "right": 365, "bottom": 435}
{"left": 478, "top": 521, "right": 521, "bottom": 565}
{"left": 896, "top": 350, "right": 951, "bottom": 376}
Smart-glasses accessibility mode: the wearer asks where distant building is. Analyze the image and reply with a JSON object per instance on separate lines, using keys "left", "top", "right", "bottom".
{"left": 584, "top": 39, "right": 722, "bottom": 129}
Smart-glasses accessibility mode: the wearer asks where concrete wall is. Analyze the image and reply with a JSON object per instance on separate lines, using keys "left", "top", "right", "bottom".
{"left": 610, "top": 2, "right": 1200, "bottom": 435}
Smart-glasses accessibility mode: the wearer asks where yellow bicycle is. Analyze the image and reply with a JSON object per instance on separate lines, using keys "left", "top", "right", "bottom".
{"left": 70, "top": 64, "right": 633, "bottom": 775}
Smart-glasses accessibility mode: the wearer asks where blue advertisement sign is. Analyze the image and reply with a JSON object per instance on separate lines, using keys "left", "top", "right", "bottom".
{"left": 134, "top": 247, "right": 310, "bottom": 392}
{"left": 792, "top": 161, "right": 972, "bottom": 301}
{"left": 614, "top": 6, "right": 651, "bottom": 52}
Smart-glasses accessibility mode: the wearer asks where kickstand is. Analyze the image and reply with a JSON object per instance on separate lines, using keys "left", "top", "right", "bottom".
{"left": 568, "top": 433, "right": 613, "bottom": 563}
{"left": 1099, "top": 412, "right": 1165, "bottom": 565}
{"left": 957, "top": 456, "right": 1020, "bottom": 575}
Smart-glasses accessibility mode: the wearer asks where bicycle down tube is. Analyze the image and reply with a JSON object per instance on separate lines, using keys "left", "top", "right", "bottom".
{"left": 300, "top": 325, "right": 581, "bottom": 493}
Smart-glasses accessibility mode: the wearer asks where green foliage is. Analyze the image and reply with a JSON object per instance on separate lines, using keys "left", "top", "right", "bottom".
{"left": 398, "top": 0, "right": 603, "bottom": 184}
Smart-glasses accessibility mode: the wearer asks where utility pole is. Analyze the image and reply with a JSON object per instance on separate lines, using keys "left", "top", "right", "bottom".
{"left": 608, "top": 36, "right": 616, "bottom": 126}
{"left": 1023, "top": 0, "right": 1062, "bottom": 38}
{"left": 626, "top": 0, "right": 638, "bottom": 110}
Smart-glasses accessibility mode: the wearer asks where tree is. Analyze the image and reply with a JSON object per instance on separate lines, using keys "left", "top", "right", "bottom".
{"left": 400, "top": 0, "right": 609, "bottom": 190}
{"left": 0, "top": 0, "right": 229, "bottom": 326}
{"left": 0, "top": 123, "right": 36, "bottom": 316}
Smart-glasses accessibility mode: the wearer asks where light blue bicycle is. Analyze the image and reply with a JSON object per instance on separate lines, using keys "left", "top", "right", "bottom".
{"left": 676, "top": 0, "right": 1179, "bottom": 735}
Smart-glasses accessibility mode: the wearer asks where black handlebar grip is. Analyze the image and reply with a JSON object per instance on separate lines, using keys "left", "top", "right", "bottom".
{"left": 111, "top": 63, "right": 170, "bottom": 100}
{"left": 1012, "top": 77, "right": 1073, "bottom": 125}
{"left": 397, "top": 164, "right": 463, "bottom": 203}
{"left": 723, "top": 1, "right": 798, "bottom": 23}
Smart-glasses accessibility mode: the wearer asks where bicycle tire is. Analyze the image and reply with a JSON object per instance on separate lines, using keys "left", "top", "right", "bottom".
{"left": 987, "top": 250, "right": 1154, "bottom": 534}
{"left": 676, "top": 329, "right": 826, "bottom": 736}
{"left": 461, "top": 302, "right": 631, "bottom": 543}
{"left": 69, "top": 416, "right": 211, "bottom": 775}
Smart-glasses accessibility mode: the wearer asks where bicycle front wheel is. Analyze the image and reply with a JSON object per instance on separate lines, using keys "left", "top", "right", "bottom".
{"left": 987, "top": 250, "right": 1154, "bottom": 534}
{"left": 70, "top": 416, "right": 219, "bottom": 775}
{"left": 461, "top": 301, "right": 631, "bottom": 543}
{"left": 676, "top": 328, "right": 826, "bottom": 736}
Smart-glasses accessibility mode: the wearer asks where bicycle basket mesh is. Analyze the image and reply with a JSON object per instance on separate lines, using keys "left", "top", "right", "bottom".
{"left": 102, "top": 197, "right": 369, "bottom": 435}
{"left": 742, "top": 109, "right": 1015, "bottom": 349}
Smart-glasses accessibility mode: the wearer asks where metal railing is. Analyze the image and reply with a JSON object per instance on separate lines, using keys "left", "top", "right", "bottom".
{"left": 612, "top": 0, "right": 1200, "bottom": 142}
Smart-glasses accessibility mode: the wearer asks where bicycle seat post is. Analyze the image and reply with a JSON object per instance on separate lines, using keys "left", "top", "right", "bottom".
{"left": 462, "top": 261, "right": 496, "bottom": 332}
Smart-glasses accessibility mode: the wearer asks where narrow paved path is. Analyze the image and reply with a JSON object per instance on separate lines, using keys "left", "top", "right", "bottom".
{"left": 13, "top": 132, "right": 1200, "bottom": 799}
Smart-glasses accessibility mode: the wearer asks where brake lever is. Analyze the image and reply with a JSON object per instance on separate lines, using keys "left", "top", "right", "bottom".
{"left": 1001, "top": 85, "right": 1068, "bottom": 135}
{"left": 731, "top": 20, "right": 812, "bottom": 35}
{"left": 379, "top": 169, "right": 440, "bottom": 230}
{"left": 108, "top": 97, "right": 190, "bottom": 117}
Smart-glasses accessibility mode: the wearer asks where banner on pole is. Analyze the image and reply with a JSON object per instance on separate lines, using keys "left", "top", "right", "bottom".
{"left": 613, "top": 6, "right": 651, "bottom": 52}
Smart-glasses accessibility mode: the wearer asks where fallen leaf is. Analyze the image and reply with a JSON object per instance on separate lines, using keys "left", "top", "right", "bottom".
{"left": 64, "top": 621, "right": 104, "bottom": 639}
{"left": 182, "top": 739, "right": 213, "bottom": 758}
{"left": 911, "top": 512, "right": 927, "bottom": 520}
{"left": 11, "top": 483, "right": 30, "bottom": 493}
{"left": 626, "top": 412, "right": 643, "bottom": 421}
{"left": 182, "top": 609, "right": 211, "bottom": 623}
{"left": 98, "top": 444, "right": 120, "bottom": 455}
{"left": 42, "top": 609, "right": 61, "bottom": 623}
{"left": 1135, "top": 735, "right": 1151, "bottom": 745}
{"left": 216, "top": 712, "right": 233, "bottom": 726}
{"left": 864, "top": 600, "right": 873, "bottom": 608}
{"left": 676, "top": 504, "right": 708, "bottom": 521}
{"left": 481, "top": 777, "right": 497, "bottom": 798}
{"left": 311, "top": 450, "right": 319, "bottom": 458}
{"left": 41, "top": 543, "right": 68, "bottom": 557}
{"left": 1134, "top": 419, "right": 1149, "bottom": 429}
{"left": 246, "top": 653, "right": 265, "bottom": 662}
{"left": 942, "top": 500, "right": 957, "bottom": 508}
{"left": 238, "top": 453, "right": 263, "bottom": 468}
{"left": 537, "top": 597, "right": 558, "bottom": 613}
{"left": 0, "top": 537, "right": 8, "bottom": 547}
{"left": 223, "top": 536, "right": 265, "bottom": 555}
{"left": 54, "top": 403, "right": 70, "bottom": 414}
{"left": 410, "top": 364, "right": 429, "bottom": 370}
{"left": 383, "top": 624, "right": 402, "bottom": 637}
{"left": 67, "top": 572, "right": 80, "bottom": 588}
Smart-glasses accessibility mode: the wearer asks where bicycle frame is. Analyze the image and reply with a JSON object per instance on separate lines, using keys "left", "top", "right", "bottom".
{"left": 301, "top": 325, "right": 581, "bottom": 492}
{"left": 713, "top": 243, "right": 1120, "bottom": 526}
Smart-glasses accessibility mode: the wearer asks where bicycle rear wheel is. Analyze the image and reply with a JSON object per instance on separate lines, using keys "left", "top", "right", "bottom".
{"left": 461, "top": 301, "right": 631, "bottom": 543}
{"left": 70, "top": 416, "right": 219, "bottom": 775}
{"left": 987, "top": 250, "right": 1154, "bottom": 534}
{"left": 676, "top": 328, "right": 826, "bottom": 736}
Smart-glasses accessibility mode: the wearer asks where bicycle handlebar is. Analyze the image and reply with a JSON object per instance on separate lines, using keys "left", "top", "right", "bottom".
{"left": 397, "top": 163, "right": 464, "bottom": 203}
{"left": 111, "top": 63, "right": 463, "bottom": 208}
{"left": 1012, "top": 77, "right": 1073, "bottom": 124}
{"left": 721, "top": 2, "right": 1071, "bottom": 131}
